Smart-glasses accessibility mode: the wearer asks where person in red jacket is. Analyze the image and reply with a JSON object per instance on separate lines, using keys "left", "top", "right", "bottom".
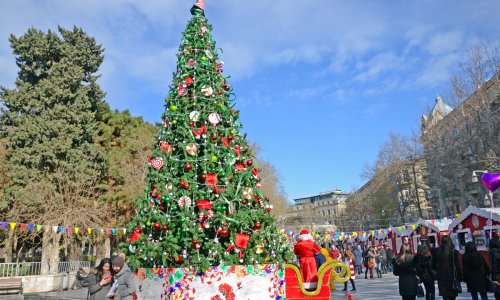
{"left": 294, "top": 229, "right": 321, "bottom": 290}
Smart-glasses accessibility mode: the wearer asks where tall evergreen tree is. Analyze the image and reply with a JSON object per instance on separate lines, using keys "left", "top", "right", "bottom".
{"left": 0, "top": 26, "right": 106, "bottom": 224}
{"left": 124, "top": 3, "right": 293, "bottom": 270}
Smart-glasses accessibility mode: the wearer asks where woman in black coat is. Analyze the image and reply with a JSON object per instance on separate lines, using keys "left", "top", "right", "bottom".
{"left": 462, "top": 241, "right": 490, "bottom": 300}
{"left": 393, "top": 243, "right": 418, "bottom": 300}
{"left": 415, "top": 244, "right": 435, "bottom": 300}
{"left": 432, "top": 235, "right": 462, "bottom": 300}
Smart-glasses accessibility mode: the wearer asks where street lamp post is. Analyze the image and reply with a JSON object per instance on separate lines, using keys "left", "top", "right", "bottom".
{"left": 381, "top": 209, "right": 394, "bottom": 226}
{"left": 472, "top": 170, "right": 489, "bottom": 207}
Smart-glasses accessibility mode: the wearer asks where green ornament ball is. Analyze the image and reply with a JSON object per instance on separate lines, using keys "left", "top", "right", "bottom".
{"left": 211, "top": 155, "right": 218, "bottom": 162}
{"left": 172, "top": 120, "right": 178, "bottom": 125}
{"left": 230, "top": 129, "right": 235, "bottom": 134}
{"left": 146, "top": 221, "right": 151, "bottom": 226}
{"left": 201, "top": 56, "right": 207, "bottom": 61}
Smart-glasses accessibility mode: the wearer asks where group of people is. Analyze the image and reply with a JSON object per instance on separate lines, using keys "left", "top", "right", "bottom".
{"left": 81, "top": 254, "right": 136, "bottom": 300}
{"left": 294, "top": 229, "right": 500, "bottom": 300}
{"left": 393, "top": 235, "right": 500, "bottom": 300}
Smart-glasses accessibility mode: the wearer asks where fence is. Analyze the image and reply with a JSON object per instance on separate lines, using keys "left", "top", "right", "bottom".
{"left": 0, "top": 261, "right": 91, "bottom": 277}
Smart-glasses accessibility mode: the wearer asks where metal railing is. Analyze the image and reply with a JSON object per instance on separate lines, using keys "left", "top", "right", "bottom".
{"left": 0, "top": 261, "right": 91, "bottom": 277}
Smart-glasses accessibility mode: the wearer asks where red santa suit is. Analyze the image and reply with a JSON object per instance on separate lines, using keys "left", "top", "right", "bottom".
{"left": 294, "top": 230, "right": 321, "bottom": 289}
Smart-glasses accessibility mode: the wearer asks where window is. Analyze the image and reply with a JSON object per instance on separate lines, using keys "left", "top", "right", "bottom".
{"left": 465, "top": 122, "right": 472, "bottom": 134}
{"left": 477, "top": 111, "right": 486, "bottom": 123}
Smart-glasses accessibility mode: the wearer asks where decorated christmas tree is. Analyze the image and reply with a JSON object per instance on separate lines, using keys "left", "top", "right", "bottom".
{"left": 124, "top": 0, "right": 293, "bottom": 270}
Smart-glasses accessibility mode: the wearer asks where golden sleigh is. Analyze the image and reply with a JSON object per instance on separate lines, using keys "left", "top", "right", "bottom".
{"left": 285, "top": 260, "right": 351, "bottom": 299}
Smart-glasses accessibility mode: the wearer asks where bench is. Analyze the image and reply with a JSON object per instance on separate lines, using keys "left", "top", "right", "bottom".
{"left": 0, "top": 277, "right": 23, "bottom": 294}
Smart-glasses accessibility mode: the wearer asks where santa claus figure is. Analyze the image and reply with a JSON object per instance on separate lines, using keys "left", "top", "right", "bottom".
{"left": 294, "top": 229, "right": 321, "bottom": 290}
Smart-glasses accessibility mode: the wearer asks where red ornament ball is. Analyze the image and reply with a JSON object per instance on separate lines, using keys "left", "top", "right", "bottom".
{"left": 189, "top": 121, "right": 195, "bottom": 127}
{"left": 224, "top": 85, "right": 230, "bottom": 91}
{"left": 211, "top": 134, "right": 217, "bottom": 141}
{"left": 153, "top": 222, "right": 161, "bottom": 230}
{"left": 254, "top": 222, "right": 261, "bottom": 230}
{"left": 246, "top": 160, "right": 253, "bottom": 166}
{"left": 184, "top": 163, "right": 192, "bottom": 171}
{"left": 174, "top": 256, "right": 183, "bottom": 263}
{"left": 162, "top": 225, "right": 168, "bottom": 231}
{"left": 184, "top": 183, "right": 190, "bottom": 189}
{"left": 219, "top": 229, "right": 229, "bottom": 237}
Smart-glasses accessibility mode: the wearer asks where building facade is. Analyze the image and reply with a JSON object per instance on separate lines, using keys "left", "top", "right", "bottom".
{"left": 421, "top": 73, "right": 499, "bottom": 215}
{"left": 285, "top": 189, "right": 348, "bottom": 231}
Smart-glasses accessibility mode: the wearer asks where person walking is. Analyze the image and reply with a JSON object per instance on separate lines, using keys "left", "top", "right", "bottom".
{"left": 386, "top": 246, "right": 395, "bottom": 272}
{"left": 342, "top": 246, "right": 357, "bottom": 292}
{"left": 375, "top": 247, "right": 383, "bottom": 278}
{"left": 415, "top": 244, "right": 435, "bottom": 300}
{"left": 462, "top": 241, "right": 490, "bottom": 300}
{"left": 393, "top": 243, "right": 418, "bottom": 300}
{"left": 87, "top": 258, "right": 114, "bottom": 300}
{"left": 330, "top": 244, "right": 342, "bottom": 261}
{"left": 353, "top": 245, "right": 363, "bottom": 275}
{"left": 490, "top": 234, "right": 500, "bottom": 281}
{"left": 365, "top": 245, "right": 376, "bottom": 279}
{"left": 294, "top": 229, "right": 321, "bottom": 290}
{"left": 380, "top": 245, "right": 388, "bottom": 274}
{"left": 432, "top": 235, "right": 462, "bottom": 300}
{"left": 110, "top": 256, "right": 136, "bottom": 300}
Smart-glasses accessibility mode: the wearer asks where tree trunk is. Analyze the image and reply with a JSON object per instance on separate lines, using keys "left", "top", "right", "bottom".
{"left": 67, "top": 238, "right": 82, "bottom": 261}
{"left": 41, "top": 229, "right": 62, "bottom": 274}
{"left": 95, "top": 235, "right": 111, "bottom": 263}
{"left": 1, "top": 230, "right": 14, "bottom": 263}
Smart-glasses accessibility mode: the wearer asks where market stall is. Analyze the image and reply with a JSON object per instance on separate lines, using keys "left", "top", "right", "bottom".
{"left": 448, "top": 205, "right": 500, "bottom": 252}
{"left": 410, "top": 218, "right": 452, "bottom": 253}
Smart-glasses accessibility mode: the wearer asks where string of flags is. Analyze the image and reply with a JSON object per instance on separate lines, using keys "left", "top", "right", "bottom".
{"left": 0, "top": 221, "right": 127, "bottom": 236}
{"left": 280, "top": 213, "right": 462, "bottom": 242}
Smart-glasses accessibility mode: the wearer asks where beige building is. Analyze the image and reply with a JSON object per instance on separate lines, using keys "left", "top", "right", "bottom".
{"left": 285, "top": 189, "right": 348, "bottom": 231}
{"left": 421, "top": 73, "right": 499, "bottom": 215}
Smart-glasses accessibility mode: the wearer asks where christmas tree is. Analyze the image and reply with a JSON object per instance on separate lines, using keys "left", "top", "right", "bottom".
{"left": 124, "top": 1, "right": 293, "bottom": 270}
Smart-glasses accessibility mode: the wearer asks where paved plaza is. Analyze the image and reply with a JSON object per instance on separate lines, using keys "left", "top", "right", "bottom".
{"left": 0, "top": 273, "right": 496, "bottom": 299}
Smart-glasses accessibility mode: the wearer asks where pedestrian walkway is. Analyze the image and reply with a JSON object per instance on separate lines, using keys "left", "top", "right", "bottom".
{"left": 0, "top": 274, "right": 496, "bottom": 299}
{"left": 331, "top": 272, "right": 494, "bottom": 300}
{"left": 0, "top": 288, "right": 87, "bottom": 300}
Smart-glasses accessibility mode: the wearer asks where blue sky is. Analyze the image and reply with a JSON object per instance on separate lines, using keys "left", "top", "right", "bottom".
{"left": 0, "top": 1, "right": 498, "bottom": 201}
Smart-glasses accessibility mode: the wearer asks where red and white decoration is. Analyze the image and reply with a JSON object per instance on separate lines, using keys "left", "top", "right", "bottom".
{"left": 194, "top": 0, "right": 205, "bottom": 10}
{"left": 178, "top": 196, "right": 192, "bottom": 208}
{"left": 159, "top": 141, "right": 173, "bottom": 153}
{"left": 189, "top": 111, "right": 200, "bottom": 121}
{"left": 151, "top": 157, "right": 164, "bottom": 169}
{"left": 132, "top": 264, "right": 284, "bottom": 300}
{"left": 242, "top": 187, "right": 253, "bottom": 200}
{"left": 185, "top": 143, "right": 198, "bottom": 155}
{"left": 208, "top": 112, "right": 221, "bottom": 125}
{"left": 201, "top": 86, "right": 213, "bottom": 96}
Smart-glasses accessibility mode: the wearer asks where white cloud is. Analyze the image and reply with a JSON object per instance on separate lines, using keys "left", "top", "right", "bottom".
{"left": 425, "top": 31, "right": 464, "bottom": 56}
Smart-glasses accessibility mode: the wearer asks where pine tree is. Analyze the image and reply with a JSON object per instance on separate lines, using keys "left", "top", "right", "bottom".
{"left": 124, "top": 3, "right": 293, "bottom": 270}
{"left": 0, "top": 26, "right": 106, "bottom": 222}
